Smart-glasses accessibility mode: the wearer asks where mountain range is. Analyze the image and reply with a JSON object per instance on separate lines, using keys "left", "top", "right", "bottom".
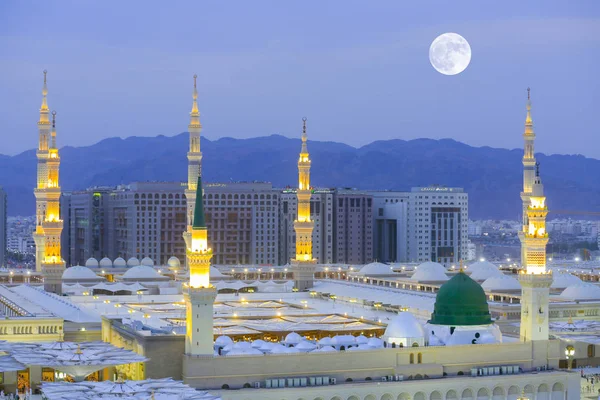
{"left": 2, "top": 133, "right": 599, "bottom": 219}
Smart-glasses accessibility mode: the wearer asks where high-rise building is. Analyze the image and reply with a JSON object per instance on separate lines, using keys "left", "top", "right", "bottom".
{"left": 371, "top": 191, "right": 409, "bottom": 263}
{"left": 334, "top": 190, "right": 374, "bottom": 264}
{"left": 31, "top": 71, "right": 65, "bottom": 293}
{"left": 519, "top": 88, "right": 536, "bottom": 268}
{"left": 279, "top": 188, "right": 334, "bottom": 265}
{"left": 204, "top": 182, "right": 279, "bottom": 265}
{"left": 0, "top": 187, "right": 6, "bottom": 268}
{"left": 291, "top": 118, "right": 317, "bottom": 291}
{"left": 106, "top": 182, "right": 187, "bottom": 265}
{"left": 406, "top": 186, "right": 468, "bottom": 265}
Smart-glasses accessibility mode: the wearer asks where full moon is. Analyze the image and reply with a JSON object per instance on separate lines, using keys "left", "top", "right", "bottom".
{"left": 429, "top": 33, "right": 471, "bottom": 76}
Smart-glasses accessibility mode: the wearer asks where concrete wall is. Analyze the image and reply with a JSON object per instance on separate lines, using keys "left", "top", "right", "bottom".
{"left": 182, "top": 340, "right": 561, "bottom": 390}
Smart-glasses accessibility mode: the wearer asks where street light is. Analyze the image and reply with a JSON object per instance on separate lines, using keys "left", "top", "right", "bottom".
{"left": 565, "top": 345, "right": 575, "bottom": 370}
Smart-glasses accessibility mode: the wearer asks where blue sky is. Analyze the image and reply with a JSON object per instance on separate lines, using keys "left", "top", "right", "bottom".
{"left": 0, "top": 1, "right": 598, "bottom": 156}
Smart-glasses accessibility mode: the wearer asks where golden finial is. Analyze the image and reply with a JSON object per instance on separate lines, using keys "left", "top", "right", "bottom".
{"left": 527, "top": 87, "right": 530, "bottom": 101}
{"left": 43, "top": 70, "right": 47, "bottom": 84}
{"left": 75, "top": 344, "right": 82, "bottom": 355}
{"left": 459, "top": 260, "right": 464, "bottom": 273}
{"left": 52, "top": 111, "right": 56, "bottom": 129}
{"left": 302, "top": 117, "right": 307, "bottom": 135}
{"left": 193, "top": 74, "right": 197, "bottom": 89}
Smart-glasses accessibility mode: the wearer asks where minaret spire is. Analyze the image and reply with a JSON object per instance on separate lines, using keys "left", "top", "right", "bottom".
{"left": 292, "top": 117, "right": 317, "bottom": 291}
{"left": 32, "top": 71, "right": 65, "bottom": 294}
{"left": 518, "top": 88, "right": 536, "bottom": 268}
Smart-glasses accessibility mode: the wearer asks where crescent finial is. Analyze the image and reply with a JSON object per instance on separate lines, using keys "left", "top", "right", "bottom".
{"left": 527, "top": 87, "right": 530, "bottom": 100}
{"left": 43, "top": 70, "right": 47, "bottom": 84}
{"left": 193, "top": 74, "right": 197, "bottom": 88}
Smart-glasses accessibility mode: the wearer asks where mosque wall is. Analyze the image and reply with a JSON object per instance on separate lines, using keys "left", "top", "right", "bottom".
{"left": 182, "top": 340, "right": 561, "bottom": 390}
{"left": 212, "top": 371, "right": 578, "bottom": 400}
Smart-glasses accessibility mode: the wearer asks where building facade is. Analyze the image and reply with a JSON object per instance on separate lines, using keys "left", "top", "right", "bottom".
{"left": 334, "top": 190, "right": 374, "bottom": 265}
{"left": 371, "top": 191, "right": 409, "bottom": 263}
{"left": 0, "top": 187, "right": 6, "bottom": 268}
{"left": 406, "top": 186, "right": 468, "bottom": 265}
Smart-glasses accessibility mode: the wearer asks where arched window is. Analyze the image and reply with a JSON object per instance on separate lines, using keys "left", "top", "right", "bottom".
{"left": 409, "top": 353, "right": 414, "bottom": 364}
{"left": 588, "top": 344, "right": 596, "bottom": 358}
{"left": 417, "top": 353, "right": 422, "bottom": 364}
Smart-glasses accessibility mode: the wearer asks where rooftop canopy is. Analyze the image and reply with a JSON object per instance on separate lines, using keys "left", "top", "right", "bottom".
{"left": 41, "top": 378, "right": 220, "bottom": 399}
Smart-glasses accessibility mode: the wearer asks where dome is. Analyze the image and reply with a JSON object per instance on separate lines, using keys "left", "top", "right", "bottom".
{"left": 113, "top": 257, "right": 127, "bottom": 268}
{"left": 318, "top": 337, "right": 333, "bottom": 346}
{"left": 354, "top": 262, "right": 396, "bottom": 276}
{"left": 467, "top": 260, "right": 498, "bottom": 272}
{"left": 551, "top": 271, "right": 582, "bottom": 289}
{"left": 140, "top": 257, "right": 154, "bottom": 267}
{"left": 295, "top": 341, "right": 317, "bottom": 351}
{"left": 429, "top": 271, "right": 492, "bottom": 326}
{"left": 122, "top": 265, "right": 162, "bottom": 280}
{"left": 99, "top": 257, "right": 113, "bottom": 268}
{"left": 481, "top": 275, "right": 521, "bottom": 291}
{"left": 167, "top": 256, "right": 181, "bottom": 268}
{"left": 367, "top": 337, "right": 384, "bottom": 348}
{"left": 384, "top": 312, "right": 425, "bottom": 340}
{"left": 560, "top": 283, "right": 600, "bottom": 300}
{"left": 284, "top": 332, "right": 303, "bottom": 345}
{"left": 469, "top": 263, "right": 504, "bottom": 281}
{"left": 214, "top": 336, "right": 233, "bottom": 347}
{"left": 62, "top": 266, "right": 99, "bottom": 281}
{"left": 85, "top": 258, "right": 99, "bottom": 268}
{"left": 127, "top": 257, "right": 140, "bottom": 267}
{"left": 410, "top": 261, "right": 448, "bottom": 282}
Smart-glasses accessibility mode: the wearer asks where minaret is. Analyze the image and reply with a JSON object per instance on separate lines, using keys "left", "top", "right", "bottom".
{"left": 183, "top": 74, "right": 203, "bottom": 264}
{"left": 32, "top": 71, "right": 65, "bottom": 294}
{"left": 184, "top": 169, "right": 216, "bottom": 355}
{"left": 518, "top": 88, "right": 536, "bottom": 268}
{"left": 518, "top": 158, "right": 552, "bottom": 343}
{"left": 291, "top": 117, "right": 316, "bottom": 291}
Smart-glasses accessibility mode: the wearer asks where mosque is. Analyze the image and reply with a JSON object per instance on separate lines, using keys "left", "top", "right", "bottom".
{"left": 4, "top": 73, "right": 583, "bottom": 399}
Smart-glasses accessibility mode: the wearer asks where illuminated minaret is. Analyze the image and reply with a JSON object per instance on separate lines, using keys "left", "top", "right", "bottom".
{"left": 518, "top": 109, "right": 552, "bottom": 344}
{"left": 183, "top": 74, "right": 203, "bottom": 264}
{"left": 184, "top": 172, "right": 216, "bottom": 355}
{"left": 291, "top": 117, "right": 316, "bottom": 291}
{"left": 518, "top": 88, "right": 536, "bottom": 268}
{"left": 32, "top": 71, "right": 65, "bottom": 294}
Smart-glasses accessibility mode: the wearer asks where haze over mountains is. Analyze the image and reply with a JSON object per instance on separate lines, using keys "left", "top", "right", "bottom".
{"left": 1, "top": 133, "right": 599, "bottom": 219}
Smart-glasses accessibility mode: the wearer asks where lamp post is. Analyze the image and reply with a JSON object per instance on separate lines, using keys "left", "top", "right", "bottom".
{"left": 565, "top": 345, "right": 575, "bottom": 370}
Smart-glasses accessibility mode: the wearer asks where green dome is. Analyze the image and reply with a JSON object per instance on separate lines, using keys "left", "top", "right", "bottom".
{"left": 429, "top": 271, "right": 492, "bottom": 326}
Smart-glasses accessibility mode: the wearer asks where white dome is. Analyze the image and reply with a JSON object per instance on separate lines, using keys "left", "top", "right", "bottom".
{"left": 467, "top": 261, "right": 498, "bottom": 273}
{"left": 167, "top": 256, "right": 181, "bottom": 268}
{"left": 551, "top": 272, "right": 582, "bottom": 289}
{"left": 140, "top": 257, "right": 154, "bottom": 267}
{"left": 215, "top": 336, "right": 233, "bottom": 347}
{"left": 122, "top": 265, "right": 161, "bottom": 280}
{"left": 99, "top": 257, "right": 113, "bottom": 268}
{"left": 127, "top": 257, "right": 140, "bottom": 267}
{"left": 62, "top": 266, "right": 99, "bottom": 281}
{"left": 312, "top": 345, "right": 337, "bottom": 353}
{"left": 318, "top": 337, "right": 333, "bottom": 346}
{"left": 560, "top": 283, "right": 600, "bottom": 300}
{"left": 384, "top": 312, "right": 425, "bottom": 340}
{"left": 85, "top": 258, "right": 99, "bottom": 268}
{"left": 113, "top": 257, "right": 127, "bottom": 268}
{"left": 468, "top": 261, "right": 503, "bottom": 281}
{"left": 355, "top": 262, "right": 396, "bottom": 276}
{"left": 367, "top": 337, "right": 384, "bottom": 348}
{"left": 481, "top": 275, "right": 521, "bottom": 291}
{"left": 284, "top": 332, "right": 303, "bottom": 345}
{"left": 410, "top": 261, "right": 448, "bottom": 282}
{"left": 295, "top": 341, "right": 317, "bottom": 351}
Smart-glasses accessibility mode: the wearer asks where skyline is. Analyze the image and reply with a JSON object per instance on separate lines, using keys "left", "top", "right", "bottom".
{"left": 1, "top": 1, "right": 599, "bottom": 157}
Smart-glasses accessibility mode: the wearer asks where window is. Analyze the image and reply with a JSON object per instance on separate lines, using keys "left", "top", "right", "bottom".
{"left": 409, "top": 353, "right": 414, "bottom": 364}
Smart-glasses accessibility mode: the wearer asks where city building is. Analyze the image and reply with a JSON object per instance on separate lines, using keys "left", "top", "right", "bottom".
{"left": 371, "top": 191, "right": 408, "bottom": 263}
{"left": 334, "top": 189, "right": 374, "bottom": 264}
{"left": 406, "top": 186, "right": 468, "bottom": 265}
{"left": 0, "top": 187, "right": 6, "bottom": 268}
{"left": 32, "top": 71, "right": 65, "bottom": 293}
{"left": 204, "top": 182, "right": 279, "bottom": 266}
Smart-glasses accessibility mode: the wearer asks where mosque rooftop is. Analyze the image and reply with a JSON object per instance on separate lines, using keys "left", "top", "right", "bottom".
{"left": 40, "top": 378, "right": 220, "bottom": 400}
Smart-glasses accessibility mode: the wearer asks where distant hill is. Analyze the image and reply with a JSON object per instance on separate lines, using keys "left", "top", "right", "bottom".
{"left": 2, "top": 133, "right": 599, "bottom": 219}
